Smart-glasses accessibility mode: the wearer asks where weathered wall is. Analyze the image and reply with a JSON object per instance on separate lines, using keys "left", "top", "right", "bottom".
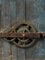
{"left": 0, "top": 0, "right": 45, "bottom": 60}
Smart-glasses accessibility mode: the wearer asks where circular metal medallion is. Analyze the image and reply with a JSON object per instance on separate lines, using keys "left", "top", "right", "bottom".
{"left": 5, "top": 20, "right": 37, "bottom": 48}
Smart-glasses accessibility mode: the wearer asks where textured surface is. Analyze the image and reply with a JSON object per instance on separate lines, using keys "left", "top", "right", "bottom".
{"left": 0, "top": 0, "right": 45, "bottom": 60}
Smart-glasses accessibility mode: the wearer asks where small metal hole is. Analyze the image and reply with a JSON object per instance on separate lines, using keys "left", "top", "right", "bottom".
{"left": 28, "top": 26, "right": 31, "bottom": 30}
{"left": 15, "top": 38, "right": 19, "bottom": 43}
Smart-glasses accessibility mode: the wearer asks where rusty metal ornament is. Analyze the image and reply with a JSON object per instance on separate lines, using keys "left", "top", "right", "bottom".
{"left": 3, "top": 20, "right": 37, "bottom": 48}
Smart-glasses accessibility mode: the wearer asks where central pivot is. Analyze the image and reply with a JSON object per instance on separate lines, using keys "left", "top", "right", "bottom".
{"left": 23, "top": 33, "right": 25, "bottom": 37}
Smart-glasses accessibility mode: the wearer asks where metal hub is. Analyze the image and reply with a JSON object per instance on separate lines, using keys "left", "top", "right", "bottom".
{"left": 5, "top": 20, "right": 37, "bottom": 48}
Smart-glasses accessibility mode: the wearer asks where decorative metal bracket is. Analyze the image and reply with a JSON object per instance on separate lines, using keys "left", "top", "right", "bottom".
{"left": 0, "top": 32, "right": 45, "bottom": 39}
{"left": 0, "top": 20, "right": 44, "bottom": 48}
{"left": 0, "top": 32, "right": 45, "bottom": 48}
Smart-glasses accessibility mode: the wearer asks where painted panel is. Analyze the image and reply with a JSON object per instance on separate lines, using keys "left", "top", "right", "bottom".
{"left": 0, "top": 0, "right": 45, "bottom": 60}
{"left": 25, "top": 0, "right": 45, "bottom": 60}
